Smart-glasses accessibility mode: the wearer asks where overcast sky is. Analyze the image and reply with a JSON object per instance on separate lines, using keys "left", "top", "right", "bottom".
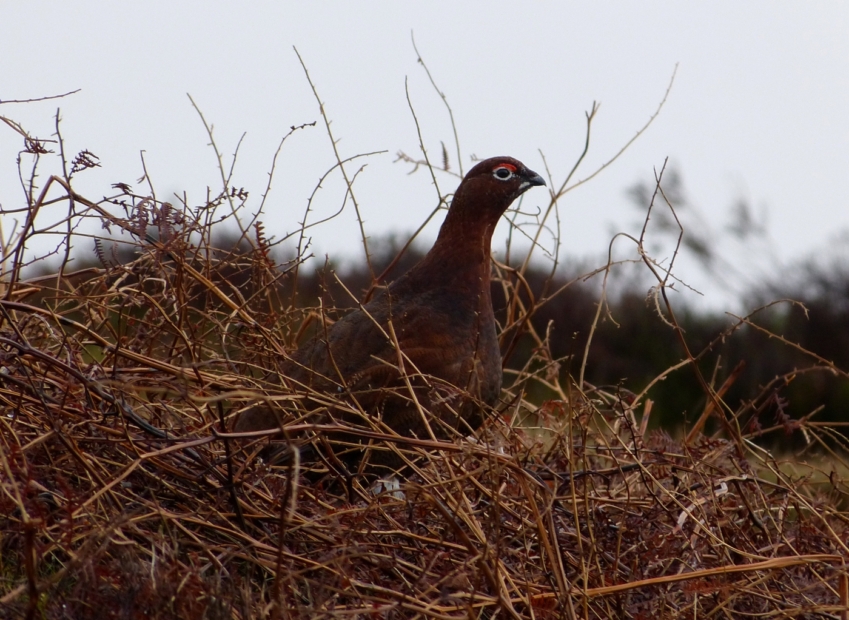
{"left": 2, "top": 2, "right": 847, "bottom": 310}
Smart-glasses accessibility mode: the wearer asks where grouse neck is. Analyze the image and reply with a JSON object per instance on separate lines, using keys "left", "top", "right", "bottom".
{"left": 410, "top": 211, "right": 497, "bottom": 289}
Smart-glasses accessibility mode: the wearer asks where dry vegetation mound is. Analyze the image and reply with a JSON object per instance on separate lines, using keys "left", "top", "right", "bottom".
{"left": 2, "top": 84, "right": 849, "bottom": 618}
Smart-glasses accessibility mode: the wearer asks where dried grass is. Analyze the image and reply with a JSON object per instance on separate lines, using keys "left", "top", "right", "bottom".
{"left": 2, "top": 69, "right": 849, "bottom": 619}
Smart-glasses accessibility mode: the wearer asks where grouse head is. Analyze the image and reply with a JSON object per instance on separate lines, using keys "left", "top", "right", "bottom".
{"left": 433, "top": 156, "right": 546, "bottom": 258}
{"left": 456, "top": 156, "right": 546, "bottom": 206}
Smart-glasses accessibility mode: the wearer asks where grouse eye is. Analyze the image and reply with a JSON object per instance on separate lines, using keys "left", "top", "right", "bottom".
{"left": 493, "top": 167, "right": 514, "bottom": 181}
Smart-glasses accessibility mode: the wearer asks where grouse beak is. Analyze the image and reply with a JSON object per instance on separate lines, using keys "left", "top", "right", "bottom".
{"left": 519, "top": 168, "right": 547, "bottom": 192}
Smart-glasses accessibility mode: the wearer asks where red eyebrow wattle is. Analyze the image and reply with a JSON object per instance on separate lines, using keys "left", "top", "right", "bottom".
{"left": 496, "top": 163, "right": 517, "bottom": 172}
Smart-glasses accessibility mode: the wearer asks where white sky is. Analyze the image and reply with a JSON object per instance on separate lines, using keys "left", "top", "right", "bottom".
{"left": 2, "top": 2, "right": 847, "bottom": 310}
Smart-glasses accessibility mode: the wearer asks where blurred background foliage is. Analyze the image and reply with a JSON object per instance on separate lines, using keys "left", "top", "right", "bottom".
{"left": 30, "top": 163, "right": 846, "bottom": 453}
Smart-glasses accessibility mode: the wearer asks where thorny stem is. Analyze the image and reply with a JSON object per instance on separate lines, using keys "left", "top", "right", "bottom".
{"left": 187, "top": 93, "right": 249, "bottom": 239}
{"left": 411, "top": 32, "right": 464, "bottom": 177}
{"left": 294, "top": 46, "right": 375, "bottom": 280}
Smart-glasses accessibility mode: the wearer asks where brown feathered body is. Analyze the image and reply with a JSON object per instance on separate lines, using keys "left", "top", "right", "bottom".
{"left": 235, "top": 156, "right": 546, "bottom": 473}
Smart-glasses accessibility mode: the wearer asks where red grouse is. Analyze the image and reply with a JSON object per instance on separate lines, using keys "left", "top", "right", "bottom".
{"left": 234, "top": 156, "right": 546, "bottom": 474}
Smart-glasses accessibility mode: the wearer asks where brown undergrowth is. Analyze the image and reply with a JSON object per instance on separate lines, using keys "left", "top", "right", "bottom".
{"left": 3, "top": 74, "right": 849, "bottom": 619}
